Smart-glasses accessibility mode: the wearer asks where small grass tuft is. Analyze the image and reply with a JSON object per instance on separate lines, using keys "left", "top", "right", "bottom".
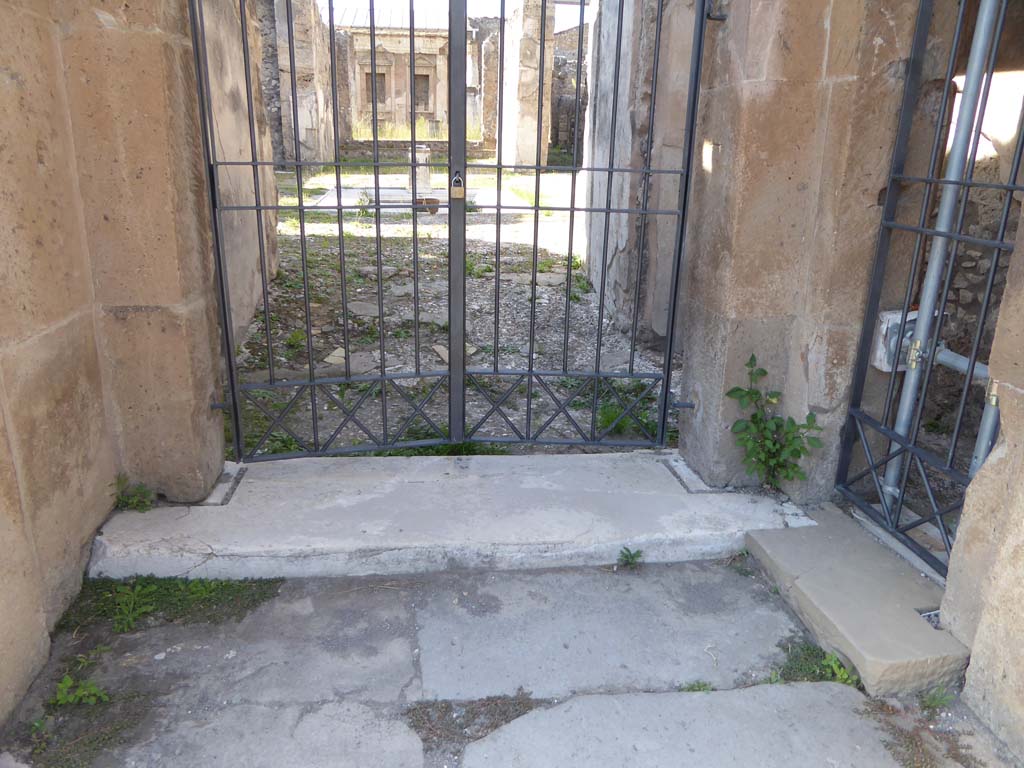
{"left": 679, "top": 681, "right": 714, "bottom": 692}
{"left": 617, "top": 546, "right": 644, "bottom": 570}
{"left": 919, "top": 685, "right": 954, "bottom": 718}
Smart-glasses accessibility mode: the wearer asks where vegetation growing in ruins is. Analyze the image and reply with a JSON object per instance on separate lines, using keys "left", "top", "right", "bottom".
{"left": 727, "top": 355, "right": 822, "bottom": 489}
{"left": 50, "top": 675, "right": 109, "bottom": 707}
{"left": 616, "top": 546, "right": 644, "bottom": 569}
{"left": 919, "top": 685, "right": 955, "bottom": 718}
{"left": 776, "top": 642, "right": 860, "bottom": 688}
{"left": 679, "top": 681, "right": 714, "bottom": 692}
{"left": 57, "top": 577, "right": 283, "bottom": 634}
{"left": 112, "top": 474, "right": 155, "bottom": 512}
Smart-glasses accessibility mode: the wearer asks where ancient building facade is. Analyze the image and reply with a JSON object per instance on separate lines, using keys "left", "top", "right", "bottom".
{"left": 255, "top": 0, "right": 579, "bottom": 159}
{"left": 549, "top": 26, "right": 589, "bottom": 154}
{"left": 257, "top": 0, "right": 335, "bottom": 163}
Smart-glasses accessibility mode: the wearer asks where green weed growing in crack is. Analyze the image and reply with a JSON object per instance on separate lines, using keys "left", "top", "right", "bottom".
{"left": 51, "top": 675, "right": 109, "bottom": 707}
{"left": 113, "top": 583, "right": 157, "bottom": 632}
{"left": 679, "top": 681, "right": 715, "bottom": 692}
{"left": 773, "top": 641, "right": 860, "bottom": 688}
{"left": 616, "top": 547, "right": 644, "bottom": 570}
{"left": 919, "top": 685, "right": 955, "bottom": 718}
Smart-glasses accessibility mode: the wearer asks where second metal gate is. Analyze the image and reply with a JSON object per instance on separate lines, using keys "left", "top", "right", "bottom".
{"left": 189, "top": 0, "right": 709, "bottom": 460}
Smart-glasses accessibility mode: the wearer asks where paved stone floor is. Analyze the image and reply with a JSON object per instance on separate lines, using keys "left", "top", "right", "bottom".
{"left": 2, "top": 561, "right": 1015, "bottom": 767}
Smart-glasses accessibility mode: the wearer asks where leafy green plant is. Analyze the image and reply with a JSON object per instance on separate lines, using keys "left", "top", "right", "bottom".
{"left": 680, "top": 681, "right": 714, "bottom": 692}
{"left": 617, "top": 546, "right": 644, "bottom": 569}
{"left": 919, "top": 685, "right": 954, "bottom": 717}
{"left": 51, "top": 675, "right": 109, "bottom": 706}
{"left": 113, "top": 474, "right": 154, "bottom": 512}
{"left": 112, "top": 583, "right": 157, "bottom": 632}
{"left": 822, "top": 653, "right": 860, "bottom": 688}
{"left": 726, "top": 354, "right": 823, "bottom": 489}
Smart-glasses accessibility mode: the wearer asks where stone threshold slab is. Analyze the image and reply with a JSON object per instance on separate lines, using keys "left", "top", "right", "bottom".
{"left": 88, "top": 452, "right": 813, "bottom": 580}
{"left": 746, "top": 502, "right": 969, "bottom": 696}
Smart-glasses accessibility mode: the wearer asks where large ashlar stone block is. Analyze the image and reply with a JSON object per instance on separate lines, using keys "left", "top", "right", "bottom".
{"left": 726, "top": 79, "right": 828, "bottom": 316}
{"left": 0, "top": 6, "right": 93, "bottom": 346}
{"left": 0, "top": 407, "right": 50, "bottom": 724}
{"left": 0, "top": 313, "right": 117, "bottom": 624}
{"left": 743, "top": 0, "right": 830, "bottom": 82}
{"left": 60, "top": 20, "right": 212, "bottom": 308}
{"left": 56, "top": 0, "right": 191, "bottom": 38}
{"left": 97, "top": 301, "right": 224, "bottom": 502}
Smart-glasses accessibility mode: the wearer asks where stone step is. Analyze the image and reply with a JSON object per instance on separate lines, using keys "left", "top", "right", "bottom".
{"left": 88, "top": 452, "right": 812, "bottom": 580}
{"left": 746, "top": 503, "right": 969, "bottom": 696}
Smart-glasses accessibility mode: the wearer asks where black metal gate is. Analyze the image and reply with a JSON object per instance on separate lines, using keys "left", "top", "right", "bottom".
{"left": 836, "top": 0, "right": 1023, "bottom": 575}
{"left": 189, "top": 0, "right": 709, "bottom": 460}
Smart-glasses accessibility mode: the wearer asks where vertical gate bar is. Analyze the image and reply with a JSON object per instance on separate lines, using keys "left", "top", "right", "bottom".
{"left": 524, "top": 0, "right": 550, "bottom": 439}
{"left": 285, "top": 0, "right": 320, "bottom": 451}
{"left": 628, "top": 0, "right": 667, "bottom": 375}
{"left": 189, "top": 0, "right": 243, "bottom": 461}
{"left": 560, "top": 0, "right": 588, "bottom": 372}
{"left": 493, "top": 0, "right": 507, "bottom": 374}
{"left": 883, "top": 0, "right": 1002, "bottom": 498}
{"left": 327, "top": 0, "right": 353, "bottom": 380}
{"left": 902, "top": 0, "right": 1008, "bottom": 478}
{"left": 950, "top": 98, "right": 1024, "bottom": 462}
{"left": 450, "top": 0, "right": 468, "bottom": 442}
{"left": 409, "top": 0, "right": 423, "bottom": 374}
{"left": 368, "top": 0, "right": 390, "bottom": 443}
{"left": 237, "top": 0, "right": 276, "bottom": 386}
{"left": 590, "top": 0, "right": 628, "bottom": 440}
{"left": 835, "top": 0, "right": 935, "bottom": 485}
{"left": 879, "top": 0, "right": 968, "bottom": 431}
{"left": 655, "top": 0, "right": 708, "bottom": 445}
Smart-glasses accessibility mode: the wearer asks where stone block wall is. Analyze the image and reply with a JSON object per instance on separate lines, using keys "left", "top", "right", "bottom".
{"left": 0, "top": 0, "right": 229, "bottom": 724}
{"left": 942, "top": 200, "right": 1024, "bottom": 762}
{"left": 674, "top": 0, "right": 931, "bottom": 502}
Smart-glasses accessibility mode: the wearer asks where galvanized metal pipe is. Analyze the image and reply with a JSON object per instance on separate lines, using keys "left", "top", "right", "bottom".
{"left": 883, "top": 0, "right": 1002, "bottom": 498}
{"left": 969, "top": 381, "right": 1000, "bottom": 476}
{"left": 933, "top": 347, "right": 988, "bottom": 381}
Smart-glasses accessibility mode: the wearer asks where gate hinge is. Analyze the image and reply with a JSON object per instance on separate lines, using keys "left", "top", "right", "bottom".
{"left": 672, "top": 400, "right": 696, "bottom": 410}
{"left": 706, "top": 1, "right": 728, "bottom": 21}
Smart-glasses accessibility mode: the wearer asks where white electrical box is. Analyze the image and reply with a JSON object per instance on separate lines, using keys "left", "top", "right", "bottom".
{"left": 871, "top": 310, "right": 917, "bottom": 373}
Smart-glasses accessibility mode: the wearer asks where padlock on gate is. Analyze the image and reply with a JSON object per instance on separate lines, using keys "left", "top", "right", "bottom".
{"left": 450, "top": 171, "right": 466, "bottom": 200}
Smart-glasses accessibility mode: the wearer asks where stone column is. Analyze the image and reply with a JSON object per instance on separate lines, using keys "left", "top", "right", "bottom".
{"left": 941, "top": 200, "right": 1024, "bottom": 761}
{"left": 675, "top": 0, "right": 924, "bottom": 501}
{"left": 499, "top": 0, "right": 556, "bottom": 166}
